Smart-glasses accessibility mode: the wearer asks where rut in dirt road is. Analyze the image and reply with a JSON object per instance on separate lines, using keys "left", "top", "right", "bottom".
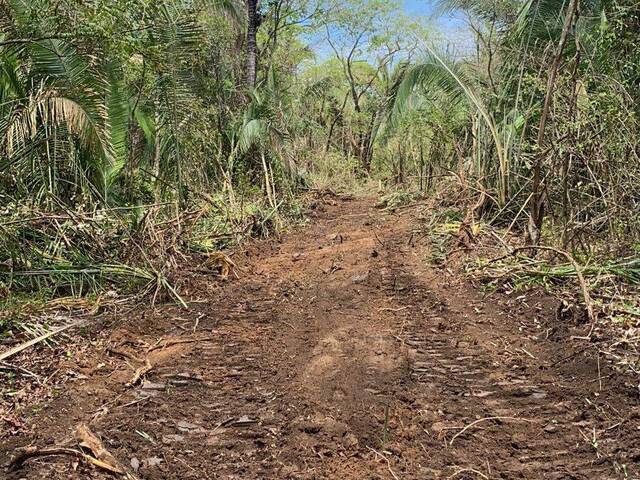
{"left": 2, "top": 197, "right": 639, "bottom": 479}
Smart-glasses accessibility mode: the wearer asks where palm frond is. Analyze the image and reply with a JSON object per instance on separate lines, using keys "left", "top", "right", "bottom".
{"left": 239, "top": 118, "right": 269, "bottom": 153}
{"left": 388, "top": 47, "right": 512, "bottom": 202}
{"left": 195, "top": 0, "right": 244, "bottom": 24}
{"left": 104, "top": 71, "right": 129, "bottom": 193}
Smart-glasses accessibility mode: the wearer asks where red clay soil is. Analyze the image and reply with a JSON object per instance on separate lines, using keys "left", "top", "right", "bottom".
{"left": 1, "top": 196, "right": 639, "bottom": 479}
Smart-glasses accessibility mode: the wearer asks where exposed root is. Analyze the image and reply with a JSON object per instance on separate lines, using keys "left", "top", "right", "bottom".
{"left": 449, "top": 416, "right": 534, "bottom": 446}
{"left": 8, "top": 446, "right": 131, "bottom": 477}
{"left": 366, "top": 446, "right": 400, "bottom": 480}
{"left": 125, "top": 358, "right": 153, "bottom": 387}
{"left": 147, "top": 335, "right": 216, "bottom": 353}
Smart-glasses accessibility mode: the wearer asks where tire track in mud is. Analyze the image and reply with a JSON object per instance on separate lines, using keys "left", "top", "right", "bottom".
{"left": 1, "top": 196, "right": 638, "bottom": 479}
{"left": 360, "top": 218, "right": 639, "bottom": 479}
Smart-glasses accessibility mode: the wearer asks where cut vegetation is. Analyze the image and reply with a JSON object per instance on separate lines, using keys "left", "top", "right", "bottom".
{"left": 1, "top": 0, "right": 639, "bottom": 477}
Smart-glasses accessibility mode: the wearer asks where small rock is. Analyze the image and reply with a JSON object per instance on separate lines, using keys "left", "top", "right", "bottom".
{"left": 431, "top": 422, "right": 447, "bottom": 433}
{"left": 163, "top": 434, "right": 185, "bottom": 443}
{"left": 320, "top": 417, "right": 348, "bottom": 437}
{"left": 141, "top": 382, "right": 166, "bottom": 391}
{"left": 510, "top": 432, "right": 527, "bottom": 449}
{"left": 233, "top": 415, "right": 257, "bottom": 426}
{"left": 350, "top": 271, "right": 370, "bottom": 284}
{"left": 342, "top": 433, "right": 359, "bottom": 449}
{"left": 163, "top": 372, "right": 203, "bottom": 382}
{"left": 144, "top": 457, "right": 163, "bottom": 467}
{"left": 544, "top": 424, "right": 558, "bottom": 433}
{"left": 135, "top": 389, "right": 158, "bottom": 399}
{"left": 294, "top": 419, "right": 322, "bottom": 434}
{"left": 472, "top": 390, "right": 495, "bottom": 398}
{"left": 130, "top": 457, "right": 140, "bottom": 472}
{"left": 176, "top": 420, "right": 199, "bottom": 432}
{"left": 168, "top": 379, "right": 190, "bottom": 387}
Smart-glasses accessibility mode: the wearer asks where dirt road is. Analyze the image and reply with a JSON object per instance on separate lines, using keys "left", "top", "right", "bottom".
{"left": 2, "top": 196, "right": 639, "bottom": 479}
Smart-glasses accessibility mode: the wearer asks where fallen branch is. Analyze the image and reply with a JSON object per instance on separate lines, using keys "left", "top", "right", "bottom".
{"left": 120, "top": 335, "right": 215, "bottom": 387}
{"left": 510, "top": 246, "right": 596, "bottom": 337}
{"left": 9, "top": 446, "right": 86, "bottom": 471}
{"left": 449, "top": 416, "right": 533, "bottom": 446}
{"left": 8, "top": 423, "right": 137, "bottom": 477}
{"left": 366, "top": 446, "right": 400, "bottom": 480}
{"left": 0, "top": 319, "right": 86, "bottom": 362}
{"left": 147, "top": 336, "right": 216, "bottom": 353}
{"left": 125, "top": 358, "right": 153, "bottom": 387}
{"left": 107, "top": 347, "right": 144, "bottom": 363}
{"left": 8, "top": 445, "right": 129, "bottom": 477}
{"left": 75, "top": 423, "right": 126, "bottom": 474}
{"left": 448, "top": 467, "right": 489, "bottom": 479}
{"left": 0, "top": 361, "right": 42, "bottom": 384}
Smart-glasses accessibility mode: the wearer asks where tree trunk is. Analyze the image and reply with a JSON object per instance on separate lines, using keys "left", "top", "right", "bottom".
{"left": 325, "top": 92, "right": 349, "bottom": 153}
{"left": 528, "top": 0, "right": 579, "bottom": 244}
{"left": 358, "top": 111, "right": 377, "bottom": 174}
{"left": 245, "top": 0, "right": 258, "bottom": 87}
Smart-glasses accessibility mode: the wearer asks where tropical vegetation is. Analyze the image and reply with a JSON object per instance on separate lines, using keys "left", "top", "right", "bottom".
{"left": 1, "top": 0, "right": 639, "bottom": 324}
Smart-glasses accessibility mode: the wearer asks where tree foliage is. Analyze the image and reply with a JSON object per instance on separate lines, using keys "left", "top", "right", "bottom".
{"left": 0, "top": 0, "right": 638, "bottom": 303}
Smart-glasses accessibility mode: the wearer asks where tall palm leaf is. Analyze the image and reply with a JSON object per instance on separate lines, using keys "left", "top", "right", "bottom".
{"left": 0, "top": 38, "right": 118, "bottom": 202}
{"left": 389, "top": 47, "right": 512, "bottom": 203}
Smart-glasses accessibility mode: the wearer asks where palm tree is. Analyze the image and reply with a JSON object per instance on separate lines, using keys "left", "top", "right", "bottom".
{"left": 388, "top": 48, "right": 512, "bottom": 204}
{"left": 246, "top": 0, "right": 259, "bottom": 87}
{"left": 0, "top": 36, "right": 125, "bottom": 205}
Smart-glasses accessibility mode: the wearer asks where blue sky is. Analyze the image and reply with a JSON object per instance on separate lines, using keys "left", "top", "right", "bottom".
{"left": 403, "top": 0, "right": 461, "bottom": 24}
{"left": 403, "top": 0, "right": 475, "bottom": 54}
{"left": 307, "top": 0, "right": 474, "bottom": 62}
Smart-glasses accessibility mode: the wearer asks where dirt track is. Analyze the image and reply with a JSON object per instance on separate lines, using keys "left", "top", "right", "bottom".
{"left": 2, "top": 196, "right": 639, "bottom": 479}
